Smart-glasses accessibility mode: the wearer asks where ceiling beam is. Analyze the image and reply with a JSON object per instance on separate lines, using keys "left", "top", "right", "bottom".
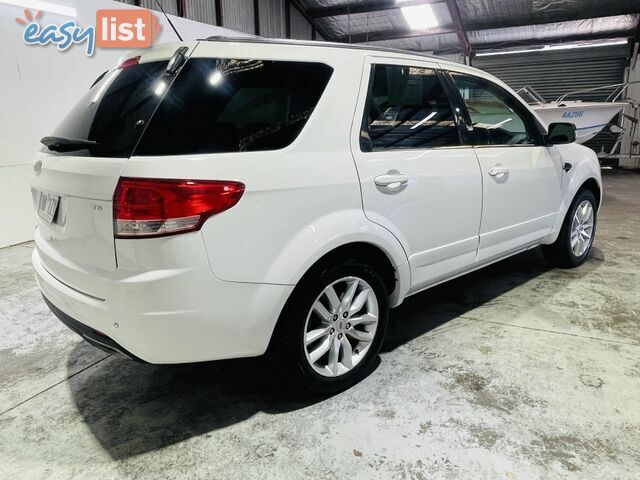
{"left": 470, "top": 30, "right": 634, "bottom": 52}
{"left": 445, "top": 0, "right": 470, "bottom": 57}
{"left": 464, "top": 9, "right": 640, "bottom": 32}
{"left": 337, "top": 26, "right": 458, "bottom": 44}
{"left": 308, "top": 0, "right": 444, "bottom": 19}
{"left": 338, "top": 14, "right": 637, "bottom": 51}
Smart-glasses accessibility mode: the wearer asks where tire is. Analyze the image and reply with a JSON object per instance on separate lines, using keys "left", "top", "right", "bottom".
{"left": 542, "top": 189, "right": 597, "bottom": 268}
{"left": 270, "top": 259, "right": 389, "bottom": 394}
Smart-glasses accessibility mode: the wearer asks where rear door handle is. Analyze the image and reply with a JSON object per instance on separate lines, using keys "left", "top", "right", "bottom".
{"left": 488, "top": 166, "right": 509, "bottom": 177}
{"left": 374, "top": 174, "right": 409, "bottom": 188}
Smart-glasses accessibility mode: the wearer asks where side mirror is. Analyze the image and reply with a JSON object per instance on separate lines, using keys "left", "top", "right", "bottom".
{"left": 547, "top": 122, "right": 576, "bottom": 145}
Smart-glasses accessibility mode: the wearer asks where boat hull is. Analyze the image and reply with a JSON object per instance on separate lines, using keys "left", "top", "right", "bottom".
{"left": 532, "top": 102, "right": 626, "bottom": 143}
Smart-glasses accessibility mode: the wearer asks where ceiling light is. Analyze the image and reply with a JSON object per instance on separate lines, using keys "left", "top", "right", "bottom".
{"left": 0, "top": 0, "right": 76, "bottom": 17}
{"left": 476, "top": 39, "right": 628, "bottom": 56}
{"left": 400, "top": 3, "right": 439, "bottom": 31}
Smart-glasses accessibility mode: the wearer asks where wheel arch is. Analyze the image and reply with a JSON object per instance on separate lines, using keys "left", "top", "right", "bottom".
{"left": 545, "top": 172, "right": 602, "bottom": 245}
{"left": 580, "top": 177, "right": 601, "bottom": 208}
{"left": 265, "top": 240, "right": 401, "bottom": 359}
{"left": 297, "top": 241, "right": 398, "bottom": 296}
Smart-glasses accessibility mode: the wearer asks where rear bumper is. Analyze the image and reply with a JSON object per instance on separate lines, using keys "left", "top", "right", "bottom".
{"left": 33, "top": 238, "right": 294, "bottom": 364}
{"left": 42, "top": 295, "right": 146, "bottom": 362}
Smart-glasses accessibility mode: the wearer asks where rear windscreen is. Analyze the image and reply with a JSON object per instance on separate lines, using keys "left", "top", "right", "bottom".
{"left": 49, "top": 61, "right": 169, "bottom": 157}
{"left": 133, "top": 59, "right": 334, "bottom": 155}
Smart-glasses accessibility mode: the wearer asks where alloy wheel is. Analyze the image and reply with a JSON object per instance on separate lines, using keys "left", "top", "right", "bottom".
{"left": 303, "top": 276, "right": 379, "bottom": 377}
{"left": 570, "top": 200, "right": 594, "bottom": 257}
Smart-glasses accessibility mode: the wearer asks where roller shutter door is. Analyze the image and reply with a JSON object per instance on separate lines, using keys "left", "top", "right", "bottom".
{"left": 474, "top": 45, "right": 629, "bottom": 155}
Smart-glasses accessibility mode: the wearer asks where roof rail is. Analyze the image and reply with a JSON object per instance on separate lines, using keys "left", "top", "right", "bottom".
{"left": 198, "top": 36, "right": 452, "bottom": 64}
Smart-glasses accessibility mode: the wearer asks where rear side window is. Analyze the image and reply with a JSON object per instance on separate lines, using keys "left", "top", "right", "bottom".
{"left": 450, "top": 72, "right": 542, "bottom": 146}
{"left": 49, "top": 61, "right": 169, "bottom": 157}
{"left": 360, "top": 64, "right": 459, "bottom": 151}
{"left": 134, "top": 59, "right": 333, "bottom": 155}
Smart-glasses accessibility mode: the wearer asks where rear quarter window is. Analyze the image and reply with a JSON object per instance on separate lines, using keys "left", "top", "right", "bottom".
{"left": 134, "top": 59, "right": 334, "bottom": 155}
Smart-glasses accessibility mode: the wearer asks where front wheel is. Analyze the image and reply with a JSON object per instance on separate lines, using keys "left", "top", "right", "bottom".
{"left": 542, "top": 189, "right": 597, "bottom": 268}
{"left": 271, "top": 260, "right": 389, "bottom": 394}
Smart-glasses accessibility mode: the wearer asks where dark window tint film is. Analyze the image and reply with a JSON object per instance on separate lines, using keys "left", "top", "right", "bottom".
{"left": 49, "top": 61, "right": 169, "bottom": 157}
{"left": 361, "top": 64, "right": 459, "bottom": 151}
{"left": 134, "top": 59, "right": 333, "bottom": 155}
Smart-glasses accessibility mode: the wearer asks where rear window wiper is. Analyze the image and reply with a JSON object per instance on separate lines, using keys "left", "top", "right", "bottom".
{"left": 41, "top": 136, "right": 99, "bottom": 152}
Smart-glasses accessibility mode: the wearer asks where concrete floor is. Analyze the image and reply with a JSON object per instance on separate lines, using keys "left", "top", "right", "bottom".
{"left": 1, "top": 170, "right": 639, "bottom": 480}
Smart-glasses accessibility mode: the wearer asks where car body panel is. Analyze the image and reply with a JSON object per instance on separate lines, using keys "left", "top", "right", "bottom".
{"left": 29, "top": 39, "right": 602, "bottom": 364}
{"left": 350, "top": 56, "right": 483, "bottom": 293}
{"left": 34, "top": 232, "right": 294, "bottom": 363}
{"left": 473, "top": 144, "right": 563, "bottom": 263}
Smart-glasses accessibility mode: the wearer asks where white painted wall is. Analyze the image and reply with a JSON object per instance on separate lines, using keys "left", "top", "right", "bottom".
{"left": 0, "top": 0, "right": 245, "bottom": 247}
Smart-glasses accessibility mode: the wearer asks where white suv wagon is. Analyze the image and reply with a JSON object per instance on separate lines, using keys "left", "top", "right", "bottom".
{"left": 31, "top": 38, "right": 602, "bottom": 393}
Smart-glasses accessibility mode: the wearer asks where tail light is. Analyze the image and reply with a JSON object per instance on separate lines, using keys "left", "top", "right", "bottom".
{"left": 118, "top": 56, "right": 141, "bottom": 69}
{"left": 114, "top": 177, "right": 245, "bottom": 238}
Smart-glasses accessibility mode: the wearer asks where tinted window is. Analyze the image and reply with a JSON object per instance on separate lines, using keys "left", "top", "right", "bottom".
{"left": 361, "top": 64, "right": 459, "bottom": 151}
{"left": 49, "top": 61, "right": 169, "bottom": 157}
{"left": 451, "top": 73, "right": 542, "bottom": 146}
{"left": 134, "top": 59, "right": 333, "bottom": 155}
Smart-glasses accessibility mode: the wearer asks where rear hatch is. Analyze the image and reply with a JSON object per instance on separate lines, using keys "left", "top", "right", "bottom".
{"left": 30, "top": 43, "right": 198, "bottom": 285}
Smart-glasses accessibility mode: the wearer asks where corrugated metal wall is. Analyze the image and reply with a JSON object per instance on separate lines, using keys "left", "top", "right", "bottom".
{"left": 290, "top": 4, "right": 313, "bottom": 40}
{"left": 119, "top": 0, "right": 315, "bottom": 40}
{"left": 140, "top": 0, "right": 178, "bottom": 16}
{"left": 222, "top": 0, "right": 255, "bottom": 34}
{"left": 259, "top": 0, "right": 286, "bottom": 38}
{"left": 186, "top": 0, "right": 217, "bottom": 25}
{"left": 473, "top": 45, "right": 628, "bottom": 103}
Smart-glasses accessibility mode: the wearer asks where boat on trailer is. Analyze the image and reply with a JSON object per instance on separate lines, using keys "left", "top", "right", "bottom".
{"left": 517, "top": 83, "right": 637, "bottom": 143}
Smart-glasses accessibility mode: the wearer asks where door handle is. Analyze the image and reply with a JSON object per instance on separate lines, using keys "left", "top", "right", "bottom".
{"left": 374, "top": 173, "right": 409, "bottom": 189}
{"left": 488, "top": 166, "right": 509, "bottom": 177}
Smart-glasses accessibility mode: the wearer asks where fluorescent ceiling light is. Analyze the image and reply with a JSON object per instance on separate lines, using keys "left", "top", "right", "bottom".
{"left": 476, "top": 39, "right": 628, "bottom": 57}
{"left": 400, "top": 3, "right": 439, "bottom": 31}
{"left": 0, "top": 0, "right": 76, "bottom": 17}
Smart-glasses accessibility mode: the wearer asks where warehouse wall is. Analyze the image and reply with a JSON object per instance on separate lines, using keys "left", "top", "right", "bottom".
{"left": 131, "top": 0, "right": 318, "bottom": 39}
{"left": 259, "top": 0, "right": 286, "bottom": 38}
{"left": 222, "top": 0, "right": 255, "bottom": 34}
{"left": 290, "top": 4, "right": 313, "bottom": 40}
{"left": 0, "top": 0, "right": 243, "bottom": 248}
{"left": 473, "top": 45, "right": 629, "bottom": 103}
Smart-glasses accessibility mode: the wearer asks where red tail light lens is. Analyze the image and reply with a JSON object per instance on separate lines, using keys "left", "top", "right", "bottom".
{"left": 118, "top": 55, "right": 141, "bottom": 69}
{"left": 114, "top": 177, "right": 245, "bottom": 238}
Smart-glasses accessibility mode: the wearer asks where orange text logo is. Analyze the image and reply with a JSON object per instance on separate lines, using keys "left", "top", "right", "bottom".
{"left": 96, "top": 9, "right": 161, "bottom": 49}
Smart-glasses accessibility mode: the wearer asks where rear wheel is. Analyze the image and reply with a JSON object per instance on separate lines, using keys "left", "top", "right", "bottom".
{"left": 542, "top": 189, "right": 597, "bottom": 268}
{"left": 271, "top": 260, "right": 389, "bottom": 394}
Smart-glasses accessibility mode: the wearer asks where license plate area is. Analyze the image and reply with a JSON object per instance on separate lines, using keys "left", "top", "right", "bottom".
{"left": 38, "top": 191, "right": 60, "bottom": 224}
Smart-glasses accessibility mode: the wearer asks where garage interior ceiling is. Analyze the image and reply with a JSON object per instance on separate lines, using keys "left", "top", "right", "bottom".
{"left": 295, "top": 0, "right": 640, "bottom": 55}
